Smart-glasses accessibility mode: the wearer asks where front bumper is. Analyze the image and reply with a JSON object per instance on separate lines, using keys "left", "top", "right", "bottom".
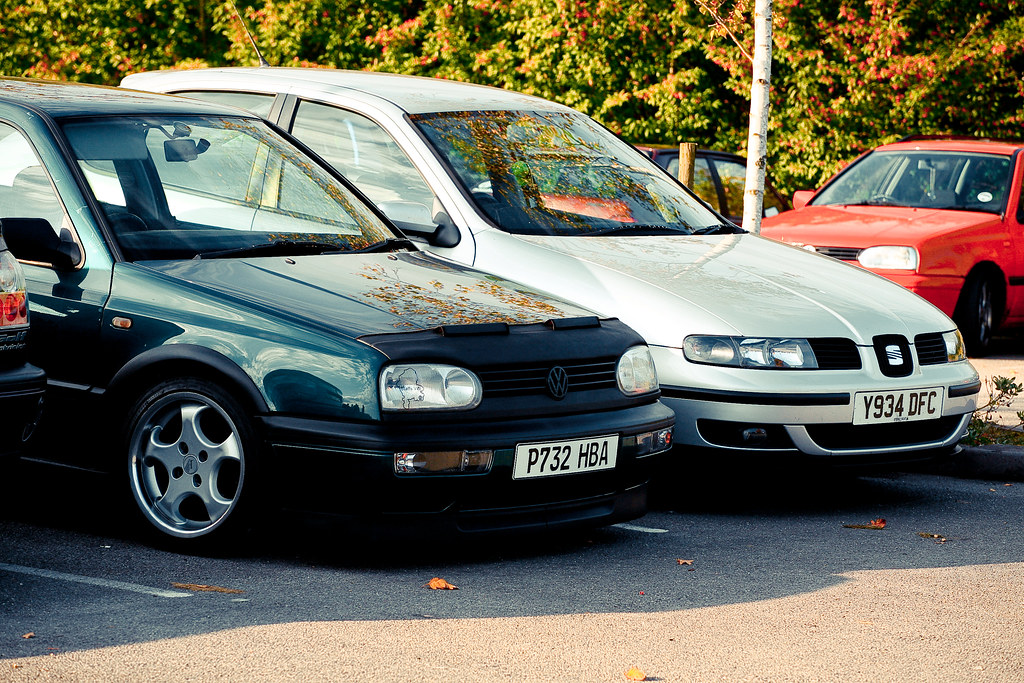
{"left": 256, "top": 401, "right": 675, "bottom": 534}
{"left": 0, "top": 362, "right": 46, "bottom": 458}
{"left": 653, "top": 346, "right": 979, "bottom": 462}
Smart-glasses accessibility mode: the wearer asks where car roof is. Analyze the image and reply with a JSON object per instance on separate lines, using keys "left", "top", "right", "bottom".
{"left": 123, "top": 67, "right": 575, "bottom": 115}
{"left": 0, "top": 77, "right": 257, "bottom": 119}
{"left": 876, "top": 138, "right": 1024, "bottom": 155}
{"left": 634, "top": 144, "right": 743, "bottom": 160}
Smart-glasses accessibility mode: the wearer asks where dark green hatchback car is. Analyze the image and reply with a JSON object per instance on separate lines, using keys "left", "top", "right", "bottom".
{"left": 0, "top": 79, "right": 674, "bottom": 545}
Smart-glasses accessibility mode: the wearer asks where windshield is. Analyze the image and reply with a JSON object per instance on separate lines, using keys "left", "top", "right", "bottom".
{"left": 61, "top": 116, "right": 396, "bottom": 260}
{"left": 412, "top": 110, "right": 726, "bottom": 236}
{"left": 814, "top": 150, "right": 1012, "bottom": 214}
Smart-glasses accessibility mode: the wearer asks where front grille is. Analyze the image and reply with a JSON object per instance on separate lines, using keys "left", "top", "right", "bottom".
{"left": 815, "top": 246, "right": 861, "bottom": 261}
{"left": 477, "top": 358, "right": 619, "bottom": 397}
{"left": 808, "top": 338, "right": 862, "bottom": 369}
{"left": 805, "top": 416, "right": 963, "bottom": 449}
{"left": 914, "top": 333, "right": 948, "bottom": 365}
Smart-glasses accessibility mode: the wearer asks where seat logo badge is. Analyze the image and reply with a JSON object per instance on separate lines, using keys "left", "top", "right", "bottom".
{"left": 885, "top": 344, "right": 904, "bottom": 366}
{"left": 547, "top": 366, "right": 569, "bottom": 400}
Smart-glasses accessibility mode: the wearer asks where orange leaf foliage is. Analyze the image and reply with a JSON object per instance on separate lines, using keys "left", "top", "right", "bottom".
{"left": 625, "top": 666, "right": 647, "bottom": 681}
{"left": 843, "top": 518, "right": 886, "bottom": 529}
{"left": 425, "top": 577, "right": 458, "bottom": 590}
{"left": 21, "top": 632, "right": 34, "bottom": 639}
{"left": 171, "top": 582, "right": 244, "bottom": 594}
{"left": 676, "top": 559, "right": 693, "bottom": 565}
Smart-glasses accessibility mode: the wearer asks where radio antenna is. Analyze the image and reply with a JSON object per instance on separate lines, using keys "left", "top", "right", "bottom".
{"left": 228, "top": 1, "right": 270, "bottom": 67}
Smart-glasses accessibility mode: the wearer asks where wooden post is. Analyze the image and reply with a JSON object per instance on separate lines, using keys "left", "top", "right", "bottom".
{"left": 677, "top": 142, "right": 696, "bottom": 188}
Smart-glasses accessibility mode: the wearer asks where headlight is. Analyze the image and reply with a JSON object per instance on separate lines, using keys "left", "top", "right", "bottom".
{"left": 380, "top": 364, "right": 482, "bottom": 411}
{"left": 683, "top": 336, "right": 819, "bottom": 369}
{"left": 617, "top": 346, "right": 659, "bottom": 395}
{"left": 857, "top": 246, "right": 918, "bottom": 270}
{"left": 943, "top": 329, "right": 967, "bottom": 362}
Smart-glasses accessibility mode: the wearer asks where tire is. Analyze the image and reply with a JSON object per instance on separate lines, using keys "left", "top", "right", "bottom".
{"left": 954, "top": 274, "right": 998, "bottom": 357}
{"left": 125, "top": 378, "right": 258, "bottom": 544}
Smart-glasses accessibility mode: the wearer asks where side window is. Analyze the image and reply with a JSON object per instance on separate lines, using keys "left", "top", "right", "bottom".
{"left": 691, "top": 158, "right": 719, "bottom": 211}
{"left": 175, "top": 91, "right": 276, "bottom": 120}
{"left": 714, "top": 159, "right": 747, "bottom": 218}
{"left": 0, "top": 123, "right": 66, "bottom": 233}
{"left": 1018, "top": 158, "right": 1024, "bottom": 224}
{"left": 668, "top": 157, "right": 719, "bottom": 211}
{"left": 291, "top": 101, "right": 435, "bottom": 211}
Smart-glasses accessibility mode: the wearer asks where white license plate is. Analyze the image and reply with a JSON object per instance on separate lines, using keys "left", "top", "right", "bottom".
{"left": 512, "top": 435, "right": 618, "bottom": 480}
{"left": 854, "top": 387, "right": 944, "bottom": 425}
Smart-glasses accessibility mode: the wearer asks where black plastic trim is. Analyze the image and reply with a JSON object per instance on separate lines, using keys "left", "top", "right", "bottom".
{"left": 661, "top": 386, "right": 850, "bottom": 406}
{"left": 948, "top": 380, "right": 983, "bottom": 398}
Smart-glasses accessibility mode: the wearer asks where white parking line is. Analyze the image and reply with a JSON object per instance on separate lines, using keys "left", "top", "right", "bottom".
{"left": 0, "top": 562, "right": 192, "bottom": 598}
{"left": 612, "top": 523, "right": 669, "bottom": 533}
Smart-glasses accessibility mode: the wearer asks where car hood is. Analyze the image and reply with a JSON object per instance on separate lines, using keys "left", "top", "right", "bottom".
{"left": 507, "top": 232, "right": 955, "bottom": 345}
{"left": 141, "top": 250, "right": 596, "bottom": 339}
{"left": 760, "top": 205, "right": 999, "bottom": 246}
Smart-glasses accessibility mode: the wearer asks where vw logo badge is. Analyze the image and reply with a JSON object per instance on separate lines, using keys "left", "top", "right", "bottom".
{"left": 885, "top": 344, "right": 904, "bottom": 366}
{"left": 546, "top": 366, "right": 569, "bottom": 400}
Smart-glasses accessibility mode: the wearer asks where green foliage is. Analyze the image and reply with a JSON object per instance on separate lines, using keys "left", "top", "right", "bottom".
{"left": 0, "top": 0, "right": 230, "bottom": 82}
{"left": 364, "top": 0, "right": 745, "bottom": 146}
{"left": 963, "top": 376, "right": 1024, "bottom": 446}
{"left": 0, "top": 0, "right": 1020, "bottom": 197}
{"left": 700, "top": 0, "right": 1024, "bottom": 192}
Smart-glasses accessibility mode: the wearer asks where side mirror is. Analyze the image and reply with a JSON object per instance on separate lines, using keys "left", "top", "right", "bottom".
{"left": 792, "top": 190, "right": 816, "bottom": 210}
{"left": 1, "top": 218, "right": 82, "bottom": 269}
{"left": 378, "top": 200, "right": 461, "bottom": 249}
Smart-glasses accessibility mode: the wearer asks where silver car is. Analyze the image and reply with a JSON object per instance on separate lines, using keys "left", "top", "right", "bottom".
{"left": 122, "top": 67, "right": 982, "bottom": 466}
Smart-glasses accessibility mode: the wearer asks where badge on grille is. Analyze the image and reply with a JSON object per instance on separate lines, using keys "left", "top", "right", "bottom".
{"left": 546, "top": 366, "right": 569, "bottom": 400}
{"left": 885, "top": 344, "right": 904, "bottom": 366}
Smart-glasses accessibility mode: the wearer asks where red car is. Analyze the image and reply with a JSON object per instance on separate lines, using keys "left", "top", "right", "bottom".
{"left": 761, "top": 136, "right": 1024, "bottom": 356}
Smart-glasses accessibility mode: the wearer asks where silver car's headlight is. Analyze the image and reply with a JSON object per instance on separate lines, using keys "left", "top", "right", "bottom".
{"left": 858, "top": 246, "right": 918, "bottom": 270}
{"left": 943, "top": 329, "right": 967, "bottom": 362}
{"left": 380, "top": 364, "right": 482, "bottom": 411}
{"left": 617, "top": 345, "right": 659, "bottom": 395}
{"left": 683, "top": 336, "right": 819, "bottom": 369}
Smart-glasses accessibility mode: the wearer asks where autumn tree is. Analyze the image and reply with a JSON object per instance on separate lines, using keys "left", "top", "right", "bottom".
{"left": 701, "top": 0, "right": 1024, "bottom": 192}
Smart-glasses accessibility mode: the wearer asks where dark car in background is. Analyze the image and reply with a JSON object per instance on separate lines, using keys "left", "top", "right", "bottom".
{"left": 0, "top": 224, "right": 45, "bottom": 459}
{"left": 0, "top": 78, "right": 674, "bottom": 546}
{"left": 636, "top": 145, "right": 789, "bottom": 224}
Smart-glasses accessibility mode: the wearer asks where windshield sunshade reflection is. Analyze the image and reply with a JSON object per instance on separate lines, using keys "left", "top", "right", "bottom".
{"left": 412, "top": 110, "right": 723, "bottom": 237}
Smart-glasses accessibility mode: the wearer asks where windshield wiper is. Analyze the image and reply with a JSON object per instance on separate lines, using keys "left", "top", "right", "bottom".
{"left": 346, "top": 238, "right": 416, "bottom": 254}
{"left": 586, "top": 225, "right": 693, "bottom": 236}
{"left": 196, "top": 240, "right": 349, "bottom": 260}
{"left": 691, "top": 223, "right": 746, "bottom": 235}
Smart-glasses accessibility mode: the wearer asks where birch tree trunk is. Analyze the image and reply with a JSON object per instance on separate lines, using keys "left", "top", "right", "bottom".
{"left": 742, "top": 0, "right": 773, "bottom": 234}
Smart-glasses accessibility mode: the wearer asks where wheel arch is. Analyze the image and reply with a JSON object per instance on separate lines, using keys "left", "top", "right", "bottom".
{"left": 956, "top": 261, "right": 1008, "bottom": 321}
{"left": 105, "top": 344, "right": 269, "bottom": 417}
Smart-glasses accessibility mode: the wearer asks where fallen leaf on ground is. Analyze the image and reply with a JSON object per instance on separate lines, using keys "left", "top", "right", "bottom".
{"left": 676, "top": 559, "right": 693, "bottom": 565}
{"left": 424, "top": 577, "right": 458, "bottom": 590}
{"left": 171, "top": 582, "right": 244, "bottom": 594}
{"left": 625, "top": 666, "right": 647, "bottom": 680}
{"left": 918, "top": 532, "right": 947, "bottom": 543}
{"left": 843, "top": 518, "right": 886, "bottom": 529}
{"left": 21, "top": 632, "right": 34, "bottom": 639}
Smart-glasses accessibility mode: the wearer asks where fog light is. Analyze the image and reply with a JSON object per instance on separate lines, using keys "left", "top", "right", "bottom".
{"left": 634, "top": 427, "right": 674, "bottom": 456}
{"left": 742, "top": 427, "right": 768, "bottom": 444}
{"left": 394, "top": 450, "right": 493, "bottom": 475}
